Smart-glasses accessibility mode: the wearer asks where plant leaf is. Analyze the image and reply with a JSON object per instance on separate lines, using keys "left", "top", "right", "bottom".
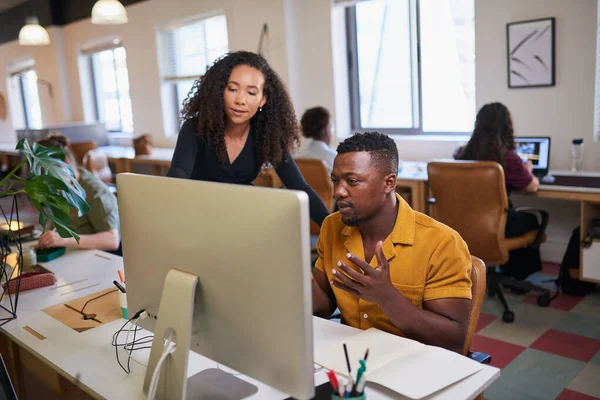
{"left": 16, "top": 139, "right": 90, "bottom": 242}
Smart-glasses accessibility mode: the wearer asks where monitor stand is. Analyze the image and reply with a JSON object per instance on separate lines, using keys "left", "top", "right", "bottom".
{"left": 143, "top": 269, "right": 259, "bottom": 400}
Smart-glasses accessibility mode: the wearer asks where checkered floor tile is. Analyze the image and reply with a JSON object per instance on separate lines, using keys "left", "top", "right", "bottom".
{"left": 478, "top": 264, "right": 600, "bottom": 400}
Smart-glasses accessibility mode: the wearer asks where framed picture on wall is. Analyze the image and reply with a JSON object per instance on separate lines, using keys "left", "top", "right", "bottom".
{"left": 507, "top": 17, "right": 556, "bottom": 88}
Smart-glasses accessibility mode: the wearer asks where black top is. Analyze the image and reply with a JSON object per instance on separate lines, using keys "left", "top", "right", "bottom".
{"left": 167, "top": 119, "right": 330, "bottom": 226}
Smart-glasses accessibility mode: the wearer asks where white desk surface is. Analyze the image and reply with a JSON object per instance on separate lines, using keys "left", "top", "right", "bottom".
{"left": 1, "top": 250, "right": 499, "bottom": 399}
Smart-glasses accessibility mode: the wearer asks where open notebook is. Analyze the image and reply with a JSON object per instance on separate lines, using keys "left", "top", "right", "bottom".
{"left": 314, "top": 328, "right": 484, "bottom": 399}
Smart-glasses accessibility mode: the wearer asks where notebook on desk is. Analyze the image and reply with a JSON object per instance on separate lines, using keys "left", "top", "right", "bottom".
{"left": 314, "top": 328, "right": 483, "bottom": 400}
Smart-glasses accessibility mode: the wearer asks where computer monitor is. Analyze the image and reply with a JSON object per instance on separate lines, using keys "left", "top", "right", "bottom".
{"left": 117, "top": 173, "right": 314, "bottom": 399}
{"left": 514, "top": 136, "right": 551, "bottom": 177}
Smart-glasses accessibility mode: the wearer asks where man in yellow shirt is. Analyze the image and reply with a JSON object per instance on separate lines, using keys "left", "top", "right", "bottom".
{"left": 312, "top": 132, "right": 472, "bottom": 353}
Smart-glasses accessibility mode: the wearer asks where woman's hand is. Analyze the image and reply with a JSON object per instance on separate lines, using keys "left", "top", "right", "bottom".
{"left": 37, "top": 230, "right": 67, "bottom": 249}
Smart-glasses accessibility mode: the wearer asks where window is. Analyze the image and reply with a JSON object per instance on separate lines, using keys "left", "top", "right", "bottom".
{"left": 8, "top": 68, "right": 43, "bottom": 129}
{"left": 346, "top": 0, "right": 475, "bottom": 134}
{"left": 88, "top": 46, "right": 134, "bottom": 133}
{"left": 159, "top": 14, "right": 229, "bottom": 134}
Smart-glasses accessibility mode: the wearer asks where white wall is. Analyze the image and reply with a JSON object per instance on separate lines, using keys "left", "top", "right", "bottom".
{"left": 0, "top": 0, "right": 289, "bottom": 147}
{"left": 475, "top": 0, "right": 598, "bottom": 263}
{"left": 476, "top": 0, "right": 599, "bottom": 172}
{"left": 0, "top": 27, "right": 69, "bottom": 143}
{"left": 61, "top": 0, "right": 288, "bottom": 147}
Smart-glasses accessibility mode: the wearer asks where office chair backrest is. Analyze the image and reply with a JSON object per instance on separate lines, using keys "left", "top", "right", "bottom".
{"left": 463, "top": 255, "right": 486, "bottom": 356}
{"left": 69, "top": 141, "right": 98, "bottom": 166}
{"left": 295, "top": 158, "right": 335, "bottom": 235}
{"left": 133, "top": 134, "right": 153, "bottom": 156}
{"left": 83, "top": 149, "right": 113, "bottom": 184}
{"left": 427, "top": 160, "right": 509, "bottom": 265}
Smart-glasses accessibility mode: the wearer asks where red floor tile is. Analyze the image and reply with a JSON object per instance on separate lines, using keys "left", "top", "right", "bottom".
{"left": 542, "top": 262, "right": 560, "bottom": 276}
{"left": 470, "top": 335, "right": 526, "bottom": 369}
{"left": 475, "top": 313, "right": 497, "bottom": 333}
{"left": 530, "top": 329, "right": 600, "bottom": 363}
{"left": 524, "top": 292, "right": 585, "bottom": 311}
{"left": 556, "top": 389, "right": 600, "bottom": 400}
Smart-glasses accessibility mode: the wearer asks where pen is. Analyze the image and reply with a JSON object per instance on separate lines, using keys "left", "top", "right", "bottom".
{"left": 364, "top": 348, "right": 369, "bottom": 361}
{"left": 344, "top": 380, "right": 353, "bottom": 398}
{"left": 355, "top": 360, "right": 366, "bottom": 393}
{"left": 356, "top": 372, "right": 368, "bottom": 395}
{"left": 338, "top": 377, "right": 346, "bottom": 398}
{"left": 326, "top": 370, "right": 339, "bottom": 393}
{"left": 113, "top": 280, "right": 126, "bottom": 293}
{"left": 118, "top": 270, "right": 125, "bottom": 283}
{"left": 343, "top": 343, "right": 352, "bottom": 379}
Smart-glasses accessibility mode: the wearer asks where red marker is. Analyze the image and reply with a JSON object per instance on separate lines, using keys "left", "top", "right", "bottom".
{"left": 326, "top": 370, "right": 339, "bottom": 392}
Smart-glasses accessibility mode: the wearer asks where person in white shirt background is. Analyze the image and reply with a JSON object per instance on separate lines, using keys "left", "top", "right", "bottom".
{"left": 295, "top": 106, "right": 337, "bottom": 173}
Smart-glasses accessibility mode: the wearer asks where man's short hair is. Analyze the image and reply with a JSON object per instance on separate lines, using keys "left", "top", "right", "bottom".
{"left": 336, "top": 132, "right": 399, "bottom": 174}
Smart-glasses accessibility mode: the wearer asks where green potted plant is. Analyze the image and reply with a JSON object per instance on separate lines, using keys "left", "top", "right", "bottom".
{"left": 0, "top": 138, "right": 90, "bottom": 325}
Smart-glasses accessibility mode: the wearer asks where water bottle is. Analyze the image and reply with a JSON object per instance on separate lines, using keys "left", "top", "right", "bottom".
{"left": 571, "top": 139, "right": 584, "bottom": 172}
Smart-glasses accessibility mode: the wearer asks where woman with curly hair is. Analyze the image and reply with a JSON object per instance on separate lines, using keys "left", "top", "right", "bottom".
{"left": 167, "top": 51, "right": 329, "bottom": 225}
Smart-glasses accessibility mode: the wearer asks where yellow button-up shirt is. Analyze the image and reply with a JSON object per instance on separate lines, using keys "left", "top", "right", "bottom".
{"left": 315, "top": 194, "right": 472, "bottom": 337}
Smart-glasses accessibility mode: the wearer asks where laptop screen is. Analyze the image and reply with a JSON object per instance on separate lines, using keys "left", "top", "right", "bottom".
{"left": 514, "top": 137, "right": 551, "bottom": 172}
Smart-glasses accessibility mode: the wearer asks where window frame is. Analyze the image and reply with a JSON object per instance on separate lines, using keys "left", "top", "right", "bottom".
{"left": 157, "top": 12, "right": 229, "bottom": 136}
{"left": 10, "top": 67, "right": 42, "bottom": 129}
{"left": 346, "top": 0, "right": 473, "bottom": 136}
{"left": 86, "top": 45, "right": 133, "bottom": 133}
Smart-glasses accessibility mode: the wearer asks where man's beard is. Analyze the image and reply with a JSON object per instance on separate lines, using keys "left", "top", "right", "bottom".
{"left": 341, "top": 215, "right": 361, "bottom": 226}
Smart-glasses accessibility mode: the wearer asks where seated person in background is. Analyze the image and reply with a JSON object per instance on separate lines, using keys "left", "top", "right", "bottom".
{"left": 36, "top": 134, "right": 120, "bottom": 252}
{"left": 455, "top": 102, "right": 542, "bottom": 280}
{"left": 312, "top": 132, "right": 472, "bottom": 353}
{"left": 295, "top": 106, "right": 337, "bottom": 173}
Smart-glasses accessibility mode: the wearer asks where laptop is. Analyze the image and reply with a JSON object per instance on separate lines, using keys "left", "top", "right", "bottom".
{"left": 514, "top": 136, "right": 551, "bottom": 178}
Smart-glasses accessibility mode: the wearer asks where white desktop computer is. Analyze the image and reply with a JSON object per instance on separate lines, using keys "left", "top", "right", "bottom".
{"left": 117, "top": 174, "right": 315, "bottom": 400}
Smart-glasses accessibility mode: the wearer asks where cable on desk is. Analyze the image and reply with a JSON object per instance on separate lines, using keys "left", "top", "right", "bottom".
{"left": 80, "top": 289, "right": 119, "bottom": 316}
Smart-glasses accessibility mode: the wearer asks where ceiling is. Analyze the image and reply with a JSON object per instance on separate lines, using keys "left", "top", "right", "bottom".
{"left": 0, "top": 0, "right": 27, "bottom": 13}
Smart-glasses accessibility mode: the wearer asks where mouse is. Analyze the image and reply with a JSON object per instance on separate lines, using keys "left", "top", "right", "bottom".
{"left": 541, "top": 174, "right": 555, "bottom": 183}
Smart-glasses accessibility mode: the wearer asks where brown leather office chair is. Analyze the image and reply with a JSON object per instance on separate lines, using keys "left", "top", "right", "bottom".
{"left": 133, "top": 134, "right": 153, "bottom": 156}
{"left": 465, "top": 256, "right": 491, "bottom": 363}
{"left": 69, "top": 141, "right": 98, "bottom": 166}
{"left": 427, "top": 160, "right": 551, "bottom": 323}
{"left": 295, "top": 158, "right": 335, "bottom": 236}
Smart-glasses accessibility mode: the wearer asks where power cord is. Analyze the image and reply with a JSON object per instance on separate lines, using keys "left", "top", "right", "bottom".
{"left": 80, "top": 289, "right": 119, "bottom": 319}
{"left": 112, "top": 309, "right": 151, "bottom": 374}
{"left": 147, "top": 333, "right": 176, "bottom": 400}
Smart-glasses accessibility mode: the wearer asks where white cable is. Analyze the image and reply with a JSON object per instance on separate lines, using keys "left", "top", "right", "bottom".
{"left": 147, "top": 335, "right": 176, "bottom": 400}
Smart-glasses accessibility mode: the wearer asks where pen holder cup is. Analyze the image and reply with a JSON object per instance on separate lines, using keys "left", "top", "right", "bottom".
{"left": 332, "top": 394, "right": 366, "bottom": 400}
{"left": 119, "top": 292, "right": 129, "bottom": 320}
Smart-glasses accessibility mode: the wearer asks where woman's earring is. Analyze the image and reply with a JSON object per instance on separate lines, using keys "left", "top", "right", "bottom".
{"left": 259, "top": 107, "right": 262, "bottom": 112}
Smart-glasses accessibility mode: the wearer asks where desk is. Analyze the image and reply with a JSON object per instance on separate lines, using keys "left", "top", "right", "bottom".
{"left": 396, "top": 162, "right": 428, "bottom": 213}
{"left": 401, "top": 164, "right": 600, "bottom": 283}
{"left": 535, "top": 171, "right": 600, "bottom": 283}
{"left": 0, "top": 250, "right": 499, "bottom": 399}
{"left": 97, "top": 146, "right": 174, "bottom": 176}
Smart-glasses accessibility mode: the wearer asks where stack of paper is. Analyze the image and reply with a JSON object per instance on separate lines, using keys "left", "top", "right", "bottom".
{"left": 314, "top": 328, "right": 483, "bottom": 399}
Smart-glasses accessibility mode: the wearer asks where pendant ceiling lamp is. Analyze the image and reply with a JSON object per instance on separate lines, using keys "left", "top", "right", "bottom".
{"left": 91, "top": 0, "right": 129, "bottom": 25}
{"left": 18, "top": 17, "right": 50, "bottom": 46}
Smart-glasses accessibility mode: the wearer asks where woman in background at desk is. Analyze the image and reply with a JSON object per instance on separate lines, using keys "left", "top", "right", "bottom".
{"left": 167, "top": 51, "right": 329, "bottom": 226}
{"left": 36, "top": 134, "right": 121, "bottom": 253}
{"left": 455, "top": 102, "right": 542, "bottom": 280}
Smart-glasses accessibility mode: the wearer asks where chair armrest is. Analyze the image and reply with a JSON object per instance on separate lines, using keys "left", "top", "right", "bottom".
{"left": 468, "top": 351, "right": 492, "bottom": 364}
{"left": 513, "top": 207, "right": 549, "bottom": 248}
